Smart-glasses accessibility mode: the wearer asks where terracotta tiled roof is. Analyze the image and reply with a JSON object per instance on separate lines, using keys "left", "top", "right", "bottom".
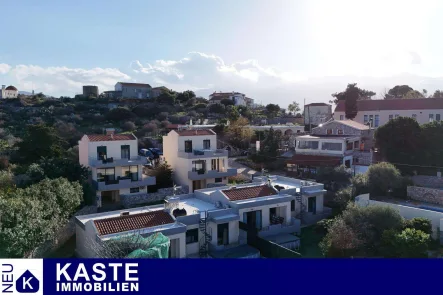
{"left": 334, "top": 98, "right": 443, "bottom": 112}
{"left": 118, "top": 82, "right": 152, "bottom": 88}
{"left": 305, "top": 103, "right": 329, "bottom": 107}
{"left": 176, "top": 129, "right": 215, "bottom": 136}
{"left": 222, "top": 185, "right": 277, "bottom": 201}
{"left": 94, "top": 210, "right": 175, "bottom": 236}
{"left": 287, "top": 154, "right": 342, "bottom": 167}
{"left": 5, "top": 85, "right": 17, "bottom": 91}
{"left": 86, "top": 134, "right": 136, "bottom": 142}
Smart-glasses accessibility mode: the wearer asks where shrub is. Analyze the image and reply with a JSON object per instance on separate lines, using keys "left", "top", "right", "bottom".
{"left": 122, "top": 121, "right": 136, "bottom": 132}
{"left": 404, "top": 217, "right": 432, "bottom": 235}
{"left": 381, "top": 228, "right": 430, "bottom": 258}
{"left": 228, "top": 174, "right": 250, "bottom": 184}
{"left": 367, "top": 162, "right": 402, "bottom": 196}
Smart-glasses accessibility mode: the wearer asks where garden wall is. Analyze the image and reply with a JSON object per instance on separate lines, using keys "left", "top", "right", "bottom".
{"left": 407, "top": 186, "right": 443, "bottom": 205}
{"left": 120, "top": 186, "right": 189, "bottom": 208}
{"left": 355, "top": 194, "right": 443, "bottom": 242}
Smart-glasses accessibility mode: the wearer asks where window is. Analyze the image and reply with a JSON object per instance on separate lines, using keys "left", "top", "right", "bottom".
{"left": 215, "top": 178, "right": 222, "bottom": 183}
{"left": 354, "top": 141, "right": 359, "bottom": 149}
{"left": 184, "top": 140, "right": 193, "bottom": 153}
{"left": 203, "top": 139, "right": 211, "bottom": 149}
{"left": 298, "top": 141, "right": 319, "bottom": 149}
{"left": 122, "top": 166, "right": 138, "bottom": 181}
{"left": 395, "top": 114, "right": 399, "bottom": 118}
{"left": 337, "top": 129, "right": 343, "bottom": 135}
{"left": 326, "top": 129, "right": 333, "bottom": 135}
{"left": 321, "top": 142, "right": 342, "bottom": 151}
{"left": 429, "top": 114, "right": 434, "bottom": 122}
{"left": 291, "top": 200, "right": 295, "bottom": 212}
{"left": 437, "top": 114, "right": 441, "bottom": 122}
{"left": 97, "top": 168, "right": 115, "bottom": 182}
{"left": 192, "top": 160, "right": 206, "bottom": 173}
{"left": 346, "top": 142, "right": 353, "bottom": 150}
{"left": 369, "top": 115, "right": 374, "bottom": 126}
{"left": 97, "top": 146, "right": 107, "bottom": 160}
{"left": 186, "top": 228, "right": 199, "bottom": 244}
{"left": 389, "top": 114, "right": 393, "bottom": 120}
{"left": 412, "top": 114, "right": 417, "bottom": 120}
{"left": 130, "top": 187, "right": 140, "bottom": 193}
{"left": 374, "top": 115, "right": 379, "bottom": 127}
{"left": 340, "top": 115, "right": 344, "bottom": 120}
{"left": 211, "top": 159, "right": 217, "bottom": 171}
{"left": 121, "top": 145, "right": 130, "bottom": 159}
{"left": 364, "top": 115, "right": 368, "bottom": 123}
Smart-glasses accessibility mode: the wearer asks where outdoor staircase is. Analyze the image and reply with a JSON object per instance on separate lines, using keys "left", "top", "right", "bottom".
{"left": 198, "top": 212, "right": 212, "bottom": 258}
{"left": 295, "top": 193, "right": 305, "bottom": 224}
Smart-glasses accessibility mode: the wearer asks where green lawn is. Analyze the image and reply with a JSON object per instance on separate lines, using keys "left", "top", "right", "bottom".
{"left": 298, "top": 225, "right": 325, "bottom": 258}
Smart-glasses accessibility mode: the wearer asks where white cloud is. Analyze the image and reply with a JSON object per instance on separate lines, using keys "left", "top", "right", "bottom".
{"left": 7, "top": 65, "right": 130, "bottom": 95}
{"left": 2, "top": 51, "right": 443, "bottom": 108}
{"left": 0, "top": 63, "right": 11, "bottom": 74}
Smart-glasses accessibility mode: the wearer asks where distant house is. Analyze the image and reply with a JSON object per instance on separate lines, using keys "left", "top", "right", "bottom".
{"left": 83, "top": 85, "right": 99, "bottom": 97}
{"left": 333, "top": 98, "right": 443, "bottom": 127}
{"left": 115, "top": 82, "right": 153, "bottom": 99}
{"left": 287, "top": 119, "right": 375, "bottom": 177}
{"left": 209, "top": 91, "right": 250, "bottom": 106}
{"left": 304, "top": 103, "right": 332, "bottom": 126}
{"left": 0, "top": 85, "right": 18, "bottom": 99}
{"left": 151, "top": 86, "right": 169, "bottom": 98}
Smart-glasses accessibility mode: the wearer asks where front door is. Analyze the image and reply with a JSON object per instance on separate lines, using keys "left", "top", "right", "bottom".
{"left": 193, "top": 180, "right": 202, "bottom": 192}
{"left": 308, "top": 197, "right": 316, "bottom": 214}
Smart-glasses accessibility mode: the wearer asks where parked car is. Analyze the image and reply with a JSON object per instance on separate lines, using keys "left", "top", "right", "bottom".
{"left": 148, "top": 148, "right": 163, "bottom": 157}
{"left": 139, "top": 149, "right": 155, "bottom": 160}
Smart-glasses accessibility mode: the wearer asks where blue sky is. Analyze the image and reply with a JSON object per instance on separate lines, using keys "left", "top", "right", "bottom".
{"left": 1, "top": 0, "right": 443, "bottom": 106}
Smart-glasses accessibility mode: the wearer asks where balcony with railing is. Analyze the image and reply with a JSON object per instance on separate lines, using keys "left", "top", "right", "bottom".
{"left": 178, "top": 149, "right": 228, "bottom": 159}
{"left": 92, "top": 174, "right": 156, "bottom": 190}
{"left": 89, "top": 155, "right": 147, "bottom": 168}
{"left": 188, "top": 168, "right": 237, "bottom": 180}
{"left": 258, "top": 217, "right": 301, "bottom": 237}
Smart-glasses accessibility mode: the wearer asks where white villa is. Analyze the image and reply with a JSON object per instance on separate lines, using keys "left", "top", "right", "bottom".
{"left": 75, "top": 175, "right": 329, "bottom": 258}
{"left": 288, "top": 120, "right": 374, "bottom": 177}
{"left": 162, "top": 128, "right": 237, "bottom": 192}
{"left": 78, "top": 128, "right": 156, "bottom": 207}
{"left": 333, "top": 98, "right": 443, "bottom": 127}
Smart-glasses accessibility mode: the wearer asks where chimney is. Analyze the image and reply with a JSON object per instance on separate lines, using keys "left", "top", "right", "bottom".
{"left": 105, "top": 128, "right": 115, "bottom": 136}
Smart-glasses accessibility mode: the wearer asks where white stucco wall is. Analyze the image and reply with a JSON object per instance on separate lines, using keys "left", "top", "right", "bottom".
{"left": 304, "top": 105, "right": 332, "bottom": 126}
{"left": 334, "top": 109, "right": 443, "bottom": 127}
{"left": 355, "top": 194, "right": 443, "bottom": 239}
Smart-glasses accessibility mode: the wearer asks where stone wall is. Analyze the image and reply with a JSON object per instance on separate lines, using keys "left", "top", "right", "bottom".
{"left": 28, "top": 205, "right": 97, "bottom": 258}
{"left": 407, "top": 186, "right": 443, "bottom": 205}
{"left": 411, "top": 175, "right": 443, "bottom": 189}
{"left": 121, "top": 185, "right": 189, "bottom": 208}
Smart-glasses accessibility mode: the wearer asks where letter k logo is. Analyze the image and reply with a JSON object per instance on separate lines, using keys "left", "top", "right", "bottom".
{"left": 16, "top": 270, "right": 39, "bottom": 293}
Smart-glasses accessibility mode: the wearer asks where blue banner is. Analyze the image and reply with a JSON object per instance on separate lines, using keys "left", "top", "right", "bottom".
{"left": 1, "top": 259, "right": 442, "bottom": 295}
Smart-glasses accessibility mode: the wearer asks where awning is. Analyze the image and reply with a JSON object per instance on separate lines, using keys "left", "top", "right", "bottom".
{"left": 286, "top": 154, "right": 342, "bottom": 167}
